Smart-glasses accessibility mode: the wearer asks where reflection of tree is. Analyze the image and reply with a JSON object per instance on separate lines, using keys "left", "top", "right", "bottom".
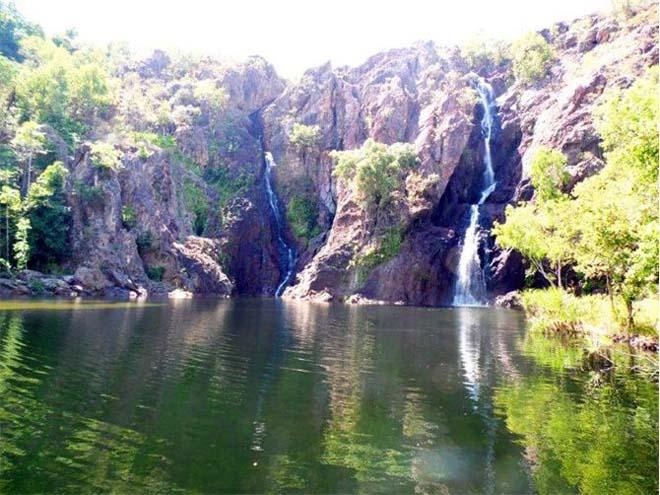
{"left": 495, "top": 374, "right": 658, "bottom": 495}
{"left": 0, "top": 314, "right": 33, "bottom": 488}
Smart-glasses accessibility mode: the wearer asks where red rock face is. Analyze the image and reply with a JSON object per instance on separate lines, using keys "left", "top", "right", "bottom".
{"left": 63, "top": 4, "right": 658, "bottom": 303}
{"left": 266, "top": 5, "right": 658, "bottom": 305}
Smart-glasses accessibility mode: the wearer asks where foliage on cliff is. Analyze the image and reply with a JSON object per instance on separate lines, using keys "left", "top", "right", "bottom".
{"left": 332, "top": 139, "right": 418, "bottom": 211}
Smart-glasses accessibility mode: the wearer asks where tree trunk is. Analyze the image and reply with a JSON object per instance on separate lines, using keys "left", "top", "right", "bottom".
{"left": 556, "top": 263, "right": 562, "bottom": 289}
{"left": 625, "top": 298, "right": 634, "bottom": 331}
{"left": 606, "top": 274, "right": 616, "bottom": 318}
{"left": 534, "top": 260, "right": 555, "bottom": 287}
{"left": 23, "top": 152, "right": 33, "bottom": 198}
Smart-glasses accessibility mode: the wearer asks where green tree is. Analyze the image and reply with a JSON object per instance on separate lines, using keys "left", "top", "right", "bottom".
{"left": 15, "top": 36, "right": 115, "bottom": 144}
{"left": 289, "top": 123, "right": 321, "bottom": 163}
{"left": 0, "top": 54, "right": 17, "bottom": 135}
{"left": 572, "top": 166, "right": 657, "bottom": 328}
{"left": 0, "top": 0, "right": 42, "bottom": 61}
{"left": 26, "top": 161, "right": 70, "bottom": 268}
{"left": 530, "top": 147, "right": 569, "bottom": 201}
{"left": 0, "top": 184, "right": 20, "bottom": 266}
{"left": 571, "top": 69, "right": 658, "bottom": 328}
{"left": 461, "top": 35, "right": 509, "bottom": 72}
{"left": 11, "top": 120, "right": 47, "bottom": 197}
{"left": 595, "top": 66, "right": 658, "bottom": 186}
{"left": 332, "top": 139, "right": 418, "bottom": 211}
{"left": 13, "top": 216, "right": 30, "bottom": 270}
{"left": 510, "top": 32, "right": 555, "bottom": 84}
{"left": 493, "top": 198, "right": 575, "bottom": 287}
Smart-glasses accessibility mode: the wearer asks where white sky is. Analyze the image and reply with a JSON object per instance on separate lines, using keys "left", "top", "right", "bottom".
{"left": 16, "top": 0, "right": 612, "bottom": 80}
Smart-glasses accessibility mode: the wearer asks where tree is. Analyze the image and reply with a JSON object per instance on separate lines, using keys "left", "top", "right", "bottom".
{"left": 11, "top": 120, "right": 47, "bottom": 197}
{"left": 14, "top": 36, "right": 115, "bottom": 144}
{"left": 495, "top": 148, "right": 573, "bottom": 288}
{"left": 0, "top": 183, "right": 20, "bottom": 266}
{"left": 570, "top": 68, "right": 659, "bottom": 329}
{"left": 595, "top": 66, "right": 658, "bottom": 187}
{"left": 461, "top": 35, "right": 509, "bottom": 72}
{"left": 530, "top": 147, "right": 569, "bottom": 201}
{"left": 0, "top": 55, "right": 17, "bottom": 137}
{"left": 289, "top": 123, "right": 321, "bottom": 164}
{"left": 510, "top": 32, "right": 555, "bottom": 84}
{"left": 493, "top": 198, "right": 575, "bottom": 287}
{"left": 0, "top": 0, "right": 42, "bottom": 61}
{"left": 26, "top": 161, "right": 70, "bottom": 267}
{"left": 495, "top": 69, "right": 659, "bottom": 330}
{"left": 332, "top": 139, "right": 418, "bottom": 211}
{"left": 13, "top": 216, "right": 30, "bottom": 270}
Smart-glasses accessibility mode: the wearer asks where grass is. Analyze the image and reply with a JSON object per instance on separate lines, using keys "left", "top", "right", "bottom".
{"left": 521, "top": 287, "right": 658, "bottom": 337}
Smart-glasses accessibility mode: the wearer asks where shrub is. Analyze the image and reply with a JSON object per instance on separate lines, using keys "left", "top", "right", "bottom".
{"left": 286, "top": 195, "right": 320, "bottom": 241}
{"left": 351, "top": 227, "right": 403, "bottom": 286}
{"left": 203, "top": 165, "right": 252, "bottom": 210}
{"left": 145, "top": 265, "right": 164, "bottom": 282}
{"left": 511, "top": 32, "right": 555, "bottom": 84}
{"left": 128, "top": 131, "right": 176, "bottom": 158}
{"left": 121, "top": 205, "right": 137, "bottom": 230}
{"left": 90, "top": 141, "right": 122, "bottom": 171}
{"left": 28, "top": 277, "right": 45, "bottom": 294}
{"left": 521, "top": 288, "right": 583, "bottom": 334}
{"left": 182, "top": 179, "right": 209, "bottom": 235}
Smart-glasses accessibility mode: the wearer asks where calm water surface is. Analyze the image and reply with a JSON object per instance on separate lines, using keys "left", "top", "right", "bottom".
{"left": 0, "top": 299, "right": 656, "bottom": 494}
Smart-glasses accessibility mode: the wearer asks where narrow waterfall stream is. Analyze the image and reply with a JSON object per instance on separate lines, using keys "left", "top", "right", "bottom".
{"left": 453, "top": 78, "right": 497, "bottom": 306}
{"left": 264, "top": 152, "right": 296, "bottom": 297}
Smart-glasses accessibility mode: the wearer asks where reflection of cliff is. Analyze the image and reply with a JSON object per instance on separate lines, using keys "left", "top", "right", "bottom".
{"left": 319, "top": 308, "right": 412, "bottom": 488}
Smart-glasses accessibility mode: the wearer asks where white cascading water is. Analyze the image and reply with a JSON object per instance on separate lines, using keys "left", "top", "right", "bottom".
{"left": 264, "top": 152, "right": 296, "bottom": 297}
{"left": 453, "top": 78, "right": 497, "bottom": 306}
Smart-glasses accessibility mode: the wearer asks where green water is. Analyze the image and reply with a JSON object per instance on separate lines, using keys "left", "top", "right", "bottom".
{"left": 0, "top": 299, "right": 656, "bottom": 494}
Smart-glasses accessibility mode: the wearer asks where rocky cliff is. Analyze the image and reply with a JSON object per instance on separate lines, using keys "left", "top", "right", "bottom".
{"left": 263, "top": 5, "right": 657, "bottom": 304}
{"left": 6, "top": 4, "right": 656, "bottom": 302}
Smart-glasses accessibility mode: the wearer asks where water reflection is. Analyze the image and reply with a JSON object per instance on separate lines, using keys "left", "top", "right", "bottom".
{"left": 0, "top": 300, "right": 655, "bottom": 494}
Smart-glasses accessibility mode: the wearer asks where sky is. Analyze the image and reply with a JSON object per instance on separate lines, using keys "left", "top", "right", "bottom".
{"left": 16, "top": 0, "right": 612, "bottom": 79}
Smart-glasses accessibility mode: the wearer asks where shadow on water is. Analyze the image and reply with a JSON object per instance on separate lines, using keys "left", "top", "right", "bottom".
{"left": 0, "top": 299, "right": 656, "bottom": 494}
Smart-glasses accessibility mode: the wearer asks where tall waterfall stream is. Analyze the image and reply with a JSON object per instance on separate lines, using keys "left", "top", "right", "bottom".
{"left": 453, "top": 78, "right": 497, "bottom": 306}
{"left": 264, "top": 152, "right": 296, "bottom": 297}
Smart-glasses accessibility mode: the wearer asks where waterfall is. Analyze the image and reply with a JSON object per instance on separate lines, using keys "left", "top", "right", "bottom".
{"left": 264, "top": 152, "right": 296, "bottom": 297}
{"left": 453, "top": 78, "right": 497, "bottom": 307}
